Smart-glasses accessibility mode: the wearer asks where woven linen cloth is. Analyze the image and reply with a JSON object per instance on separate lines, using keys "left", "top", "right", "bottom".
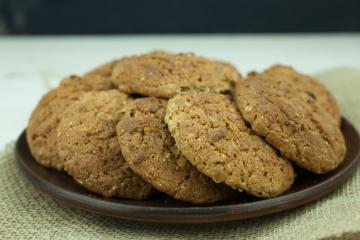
{"left": 0, "top": 67, "right": 359, "bottom": 240}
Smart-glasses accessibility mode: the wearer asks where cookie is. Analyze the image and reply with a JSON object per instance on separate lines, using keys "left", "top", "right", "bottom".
{"left": 57, "top": 90, "right": 155, "bottom": 199}
{"left": 111, "top": 51, "right": 240, "bottom": 98}
{"left": 235, "top": 66, "right": 346, "bottom": 173}
{"left": 263, "top": 65, "right": 341, "bottom": 124}
{"left": 60, "top": 74, "right": 114, "bottom": 92}
{"left": 85, "top": 59, "right": 119, "bottom": 78}
{"left": 117, "top": 97, "right": 237, "bottom": 203}
{"left": 165, "top": 92, "right": 295, "bottom": 198}
{"left": 26, "top": 75, "right": 113, "bottom": 170}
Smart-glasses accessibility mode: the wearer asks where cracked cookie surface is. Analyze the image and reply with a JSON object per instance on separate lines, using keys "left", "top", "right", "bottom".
{"left": 235, "top": 66, "right": 346, "bottom": 173}
{"left": 165, "top": 92, "right": 295, "bottom": 198}
{"left": 111, "top": 51, "right": 240, "bottom": 98}
{"left": 117, "top": 97, "right": 237, "bottom": 203}
{"left": 26, "top": 75, "right": 114, "bottom": 170}
{"left": 57, "top": 90, "right": 155, "bottom": 199}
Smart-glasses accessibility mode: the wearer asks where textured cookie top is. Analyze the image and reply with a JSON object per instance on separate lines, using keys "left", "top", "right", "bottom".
{"left": 263, "top": 65, "right": 341, "bottom": 124}
{"left": 26, "top": 75, "right": 114, "bottom": 170}
{"left": 165, "top": 92, "right": 295, "bottom": 198}
{"left": 60, "top": 74, "right": 114, "bottom": 92}
{"left": 57, "top": 90, "right": 155, "bottom": 199}
{"left": 117, "top": 97, "right": 237, "bottom": 203}
{"left": 111, "top": 51, "right": 240, "bottom": 98}
{"left": 85, "top": 60, "right": 119, "bottom": 78}
{"left": 235, "top": 66, "right": 346, "bottom": 173}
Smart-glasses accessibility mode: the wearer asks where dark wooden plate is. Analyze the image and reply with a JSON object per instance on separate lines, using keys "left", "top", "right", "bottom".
{"left": 15, "top": 118, "right": 360, "bottom": 224}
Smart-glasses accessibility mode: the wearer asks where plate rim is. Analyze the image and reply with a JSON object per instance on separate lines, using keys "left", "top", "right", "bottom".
{"left": 15, "top": 118, "right": 360, "bottom": 223}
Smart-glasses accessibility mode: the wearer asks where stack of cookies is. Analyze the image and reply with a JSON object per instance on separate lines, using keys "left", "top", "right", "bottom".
{"left": 27, "top": 51, "right": 347, "bottom": 204}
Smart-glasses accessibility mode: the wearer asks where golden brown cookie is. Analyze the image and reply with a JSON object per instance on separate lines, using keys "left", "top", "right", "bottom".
{"left": 85, "top": 59, "right": 119, "bottom": 78}
{"left": 111, "top": 51, "right": 240, "bottom": 98}
{"left": 117, "top": 97, "right": 238, "bottom": 204}
{"left": 235, "top": 66, "right": 346, "bottom": 174}
{"left": 26, "top": 75, "right": 113, "bottom": 170}
{"left": 165, "top": 92, "right": 295, "bottom": 198}
{"left": 60, "top": 74, "right": 114, "bottom": 92}
{"left": 57, "top": 90, "right": 155, "bottom": 199}
{"left": 263, "top": 65, "right": 341, "bottom": 124}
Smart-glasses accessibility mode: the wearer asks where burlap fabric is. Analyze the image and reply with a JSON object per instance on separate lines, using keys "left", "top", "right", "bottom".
{"left": 0, "top": 68, "right": 359, "bottom": 240}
